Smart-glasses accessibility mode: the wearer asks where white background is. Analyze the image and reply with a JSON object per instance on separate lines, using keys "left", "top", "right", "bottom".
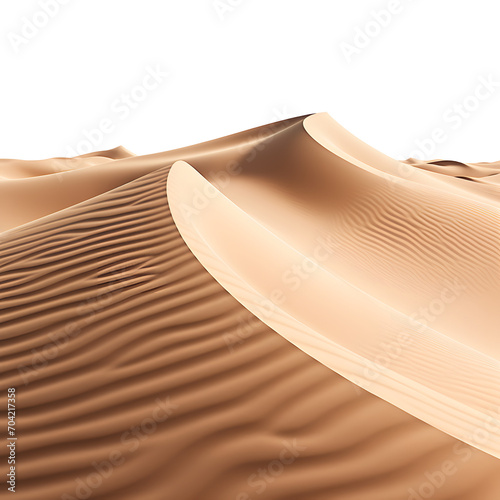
{"left": 1, "top": 0, "right": 500, "bottom": 162}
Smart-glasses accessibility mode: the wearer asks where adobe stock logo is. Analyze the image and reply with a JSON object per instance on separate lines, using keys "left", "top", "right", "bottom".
{"left": 8, "top": 0, "right": 71, "bottom": 53}
{"left": 65, "top": 64, "right": 169, "bottom": 156}
{"left": 340, "top": 0, "right": 416, "bottom": 63}
{"left": 407, "top": 443, "right": 473, "bottom": 500}
{"left": 404, "top": 74, "right": 500, "bottom": 160}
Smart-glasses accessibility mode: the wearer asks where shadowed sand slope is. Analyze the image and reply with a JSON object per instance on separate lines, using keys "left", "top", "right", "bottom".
{"left": 1, "top": 113, "right": 499, "bottom": 499}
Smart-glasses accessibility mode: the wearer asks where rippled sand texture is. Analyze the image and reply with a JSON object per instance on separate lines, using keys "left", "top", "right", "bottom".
{"left": 1, "top": 114, "right": 499, "bottom": 500}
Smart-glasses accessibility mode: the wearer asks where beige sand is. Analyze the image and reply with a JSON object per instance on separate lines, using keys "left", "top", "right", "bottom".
{"left": 1, "top": 114, "right": 499, "bottom": 499}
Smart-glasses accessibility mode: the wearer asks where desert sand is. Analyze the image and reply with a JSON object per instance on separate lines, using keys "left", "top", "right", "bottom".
{"left": 1, "top": 114, "right": 499, "bottom": 499}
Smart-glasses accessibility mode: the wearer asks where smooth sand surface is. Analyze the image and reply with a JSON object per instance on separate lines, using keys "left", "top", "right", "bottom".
{"left": 1, "top": 114, "right": 499, "bottom": 499}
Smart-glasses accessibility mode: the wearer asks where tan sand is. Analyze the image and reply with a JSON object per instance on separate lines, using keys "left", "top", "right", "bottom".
{"left": 1, "top": 114, "right": 499, "bottom": 499}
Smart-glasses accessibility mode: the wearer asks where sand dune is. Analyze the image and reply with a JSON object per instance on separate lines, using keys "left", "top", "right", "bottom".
{"left": 168, "top": 113, "right": 500, "bottom": 458}
{"left": 1, "top": 114, "right": 499, "bottom": 499}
